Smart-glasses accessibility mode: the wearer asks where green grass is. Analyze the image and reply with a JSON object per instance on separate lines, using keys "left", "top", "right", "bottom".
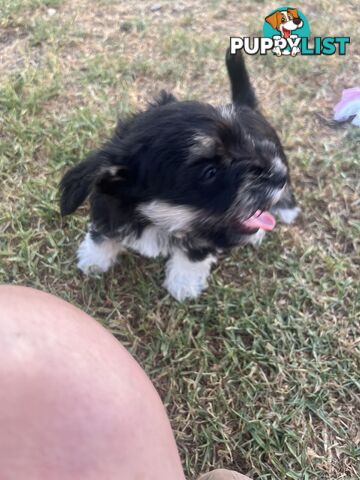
{"left": 1, "top": 0, "right": 359, "bottom": 479}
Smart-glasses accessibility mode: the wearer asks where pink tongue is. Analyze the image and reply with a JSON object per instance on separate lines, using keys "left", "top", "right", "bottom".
{"left": 241, "top": 210, "right": 276, "bottom": 231}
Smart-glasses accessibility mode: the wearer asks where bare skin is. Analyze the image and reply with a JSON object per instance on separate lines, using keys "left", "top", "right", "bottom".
{"left": 0, "top": 286, "right": 251, "bottom": 480}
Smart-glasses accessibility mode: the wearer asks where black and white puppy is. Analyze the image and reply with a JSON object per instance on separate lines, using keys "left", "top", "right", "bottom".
{"left": 60, "top": 49, "right": 300, "bottom": 301}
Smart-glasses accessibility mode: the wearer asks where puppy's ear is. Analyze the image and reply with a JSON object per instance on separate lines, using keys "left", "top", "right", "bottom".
{"left": 59, "top": 151, "right": 127, "bottom": 216}
{"left": 60, "top": 152, "right": 104, "bottom": 216}
{"left": 150, "top": 90, "right": 178, "bottom": 108}
{"left": 288, "top": 8, "right": 299, "bottom": 18}
{"left": 225, "top": 48, "right": 257, "bottom": 109}
{"left": 265, "top": 11, "right": 280, "bottom": 29}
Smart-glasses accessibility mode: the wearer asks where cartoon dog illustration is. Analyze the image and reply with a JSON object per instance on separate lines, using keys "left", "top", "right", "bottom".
{"left": 265, "top": 8, "right": 304, "bottom": 56}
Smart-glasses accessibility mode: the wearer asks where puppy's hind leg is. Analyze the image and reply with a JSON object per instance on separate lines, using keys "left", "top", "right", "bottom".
{"left": 164, "top": 249, "right": 216, "bottom": 301}
{"left": 77, "top": 229, "right": 124, "bottom": 275}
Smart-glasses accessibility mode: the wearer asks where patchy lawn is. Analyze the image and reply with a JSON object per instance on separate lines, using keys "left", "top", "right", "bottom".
{"left": 0, "top": 0, "right": 359, "bottom": 478}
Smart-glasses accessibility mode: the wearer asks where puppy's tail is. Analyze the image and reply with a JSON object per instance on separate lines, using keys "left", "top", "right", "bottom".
{"left": 225, "top": 48, "right": 257, "bottom": 109}
{"left": 59, "top": 153, "right": 104, "bottom": 216}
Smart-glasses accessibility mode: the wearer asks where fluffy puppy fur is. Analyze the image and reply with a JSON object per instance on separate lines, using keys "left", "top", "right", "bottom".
{"left": 60, "top": 49, "right": 300, "bottom": 301}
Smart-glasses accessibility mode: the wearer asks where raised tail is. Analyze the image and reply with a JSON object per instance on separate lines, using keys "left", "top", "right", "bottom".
{"left": 225, "top": 48, "right": 257, "bottom": 109}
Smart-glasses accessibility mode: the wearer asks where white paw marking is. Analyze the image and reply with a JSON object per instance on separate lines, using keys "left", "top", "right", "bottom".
{"left": 164, "top": 251, "right": 216, "bottom": 301}
{"left": 276, "top": 207, "right": 301, "bottom": 224}
{"left": 77, "top": 232, "right": 123, "bottom": 274}
{"left": 246, "top": 229, "right": 266, "bottom": 248}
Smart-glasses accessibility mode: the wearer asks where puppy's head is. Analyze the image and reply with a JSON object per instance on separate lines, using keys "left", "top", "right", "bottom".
{"left": 130, "top": 105, "right": 286, "bottom": 242}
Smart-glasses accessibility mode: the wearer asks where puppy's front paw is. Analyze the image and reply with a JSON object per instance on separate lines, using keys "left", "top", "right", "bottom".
{"left": 163, "top": 272, "right": 208, "bottom": 301}
{"left": 76, "top": 232, "right": 121, "bottom": 275}
{"left": 276, "top": 206, "right": 301, "bottom": 224}
{"left": 246, "top": 229, "right": 266, "bottom": 248}
{"left": 77, "top": 257, "right": 112, "bottom": 275}
{"left": 164, "top": 252, "right": 215, "bottom": 301}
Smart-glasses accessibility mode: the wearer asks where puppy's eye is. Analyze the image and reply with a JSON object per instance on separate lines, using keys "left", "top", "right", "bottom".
{"left": 201, "top": 166, "right": 218, "bottom": 181}
{"left": 281, "top": 17, "right": 286, "bottom": 22}
{"left": 288, "top": 14, "right": 293, "bottom": 20}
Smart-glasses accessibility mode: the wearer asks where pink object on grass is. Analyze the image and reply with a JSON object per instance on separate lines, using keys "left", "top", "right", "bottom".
{"left": 333, "top": 87, "right": 360, "bottom": 126}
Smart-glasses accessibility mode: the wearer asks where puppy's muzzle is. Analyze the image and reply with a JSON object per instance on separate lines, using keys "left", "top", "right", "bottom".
{"left": 293, "top": 17, "right": 302, "bottom": 26}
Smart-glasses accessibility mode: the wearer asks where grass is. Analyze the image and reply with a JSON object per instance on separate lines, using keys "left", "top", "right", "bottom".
{"left": 1, "top": 0, "right": 359, "bottom": 478}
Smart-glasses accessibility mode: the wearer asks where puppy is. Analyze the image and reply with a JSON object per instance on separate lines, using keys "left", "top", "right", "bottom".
{"left": 265, "top": 8, "right": 304, "bottom": 56}
{"left": 60, "top": 49, "right": 300, "bottom": 301}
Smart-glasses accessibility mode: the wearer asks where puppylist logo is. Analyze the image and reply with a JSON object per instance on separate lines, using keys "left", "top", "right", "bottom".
{"left": 230, "top": 7, "right": 350, "bottom": 57}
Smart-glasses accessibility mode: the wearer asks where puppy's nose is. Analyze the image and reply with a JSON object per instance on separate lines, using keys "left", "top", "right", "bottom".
{"left": 293, "top": 17, "right": 301, "bottom": 25}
